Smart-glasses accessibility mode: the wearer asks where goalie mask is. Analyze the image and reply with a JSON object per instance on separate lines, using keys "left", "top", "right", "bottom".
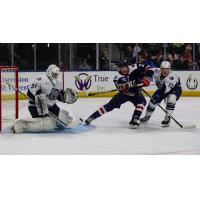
{"left": 46, "top": 64, "right": 60, "bottom": 85}
{"left": 64, "top": 88, "right": 78, "bottom": 104}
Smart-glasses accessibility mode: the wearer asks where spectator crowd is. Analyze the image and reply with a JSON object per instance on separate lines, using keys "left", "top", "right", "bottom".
{"left": 125, "top": 43, "right": 194, "bottom": 70}
{"left": 0, "top": 43, "right": 199, "bottom": 71}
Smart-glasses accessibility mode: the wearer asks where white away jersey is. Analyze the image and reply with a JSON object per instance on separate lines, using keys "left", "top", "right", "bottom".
{"left": 153, "top": 68, "right": 181, "bottom": 94}
{"left": 28, "top": 75, "right": 62, "bottom": 107}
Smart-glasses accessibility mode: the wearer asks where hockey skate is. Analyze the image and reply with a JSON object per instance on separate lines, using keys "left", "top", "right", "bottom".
{"left": 85, "top": 116, "right": 93, "bottom": 125}
{"left": 10, "top": 125, "right": 15, "bottom": 133}
{"left": 129, "top": 118, "right": 140, "bottom": 129}
{"left": 140, "top": 115, "right": 150, "bottom": 123}
{"left": 161, "top": 116, "right": 170, "bottom": 127}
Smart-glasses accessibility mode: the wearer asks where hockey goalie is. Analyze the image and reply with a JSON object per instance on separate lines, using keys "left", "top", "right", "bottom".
{"left": 12, "top": 64, "right": 78, "bottom": 133}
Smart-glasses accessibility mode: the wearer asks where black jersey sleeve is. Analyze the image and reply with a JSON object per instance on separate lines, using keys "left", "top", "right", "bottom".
{"left": 138, "top": 64, "right": 154, "bottom": 87}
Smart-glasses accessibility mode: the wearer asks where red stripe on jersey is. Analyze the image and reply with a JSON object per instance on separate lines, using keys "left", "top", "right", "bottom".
{"left": 144, "top": 65, "right": 152, "bottom": 73}
{"left": 100, "top": 107, "right": 105, "bottom": 114}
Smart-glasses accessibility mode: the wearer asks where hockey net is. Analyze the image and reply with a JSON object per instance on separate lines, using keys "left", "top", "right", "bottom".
{"left": 0, "top": 66, "right": 19, "bottom": 131}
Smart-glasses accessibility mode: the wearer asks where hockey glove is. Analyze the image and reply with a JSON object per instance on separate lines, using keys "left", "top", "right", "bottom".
{"left": 63, "top": 88, "right": 78, "bottom": 104}
{"left": 118, "top": 83, "right": 127, "bottom": 93}
{"left": 141, "top": 77, "right": 151, "bottom": 87}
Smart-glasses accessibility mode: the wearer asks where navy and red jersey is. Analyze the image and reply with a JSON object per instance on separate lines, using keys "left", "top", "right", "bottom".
{"left": 113, "top": 63, "right": 154, "bottom": 96}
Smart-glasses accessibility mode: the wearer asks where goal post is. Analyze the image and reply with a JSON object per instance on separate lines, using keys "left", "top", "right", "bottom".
{"left": 0, "top": 66, "right": 19, "bottom": 132}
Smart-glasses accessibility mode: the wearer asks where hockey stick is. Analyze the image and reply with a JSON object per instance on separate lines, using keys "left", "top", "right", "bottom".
{"left": 86, "top": 83, "right": 143, "bottom": 96}
{"left": 6, "top": 82, "right": 82, "bottom": 128}
{"left": 142, "top": 89, "right": 196, "bottom": 129}
{"left": 86, "top": 89, "right": 117, "bottom": 96}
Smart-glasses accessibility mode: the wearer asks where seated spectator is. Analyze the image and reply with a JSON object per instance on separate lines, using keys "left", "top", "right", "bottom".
{"left": 100, "top": 51, "right": 109, "bottom": 70}
{"left": 138, "top": 49, "right": 148, "bottom": 64}
{"left": 196, "top": 45, "right": 200, "bottom": 68}
{"left": 179, "top": 44, "right": 193, "bottom": 70}
{"left": 144, "top": 50, "right": 158, "bottom": 68}
{"left": 168, "top": 50, "right": 179, "bottom": 69}
{"left": 156, "top": 49, "right": 164, "bottom": 66}
{"left": 127, "top": 45, "right": 135, "bottom": 64}
{"left": 77, "top": 58, "right": 92, "bottom": 71}
{"left": 127, "top": 44, "right": 141, "bottom": 64}
{"left": 172, "top": 43, "right": 185, "bottom": 55}
{"left": 60, "top": 61, "right": 68, "bottom": 71}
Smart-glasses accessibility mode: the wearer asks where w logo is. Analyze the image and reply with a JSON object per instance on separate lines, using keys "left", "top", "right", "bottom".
{"left": 186, "top": 74, "right": 198, "bottom": 90}
{"left": 75, "top": 73, "right": 92, "bottom": 91}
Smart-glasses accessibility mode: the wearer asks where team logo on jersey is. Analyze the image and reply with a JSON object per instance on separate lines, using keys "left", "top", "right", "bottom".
{"left": 186, "top": 74, "right": 198, "bottom": 90}
{"left": 75, "top": 73, "right": 92, "bottom": 91}
{"left": 121, "top": 77, "right": 128, "bottom": 82}
{"left": 48, "top": 88, "right": 60, "bottom": 100}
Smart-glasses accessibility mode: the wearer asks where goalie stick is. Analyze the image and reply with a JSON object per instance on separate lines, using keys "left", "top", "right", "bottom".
{"left": 142, "top": 89, "right": 196, "bottom": 129}
{"left": 6, "top": 82, "right": 82, "bottom": 129}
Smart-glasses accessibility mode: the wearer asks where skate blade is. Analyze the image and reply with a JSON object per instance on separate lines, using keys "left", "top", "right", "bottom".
{"left": 129, "top": 124, "right": 139, "bottom": 129}
{"left": 162, "top": 124, "right": 170, "bottom": 128}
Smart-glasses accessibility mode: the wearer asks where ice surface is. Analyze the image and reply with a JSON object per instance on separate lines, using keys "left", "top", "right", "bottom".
{"left": 0, "top": 97, "right": 200, "bottom": 154}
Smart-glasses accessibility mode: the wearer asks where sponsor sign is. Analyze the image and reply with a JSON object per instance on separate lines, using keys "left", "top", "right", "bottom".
{"left": 1, "top": 71, "right": 200, "bottom": 96}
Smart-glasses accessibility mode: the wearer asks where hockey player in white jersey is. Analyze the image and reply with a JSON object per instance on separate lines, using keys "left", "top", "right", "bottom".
{"left": 13, "top": 64, "right": 78, "bottom": 133}
{"left": 140, "top": 61, "right": 182, "bottom": 127}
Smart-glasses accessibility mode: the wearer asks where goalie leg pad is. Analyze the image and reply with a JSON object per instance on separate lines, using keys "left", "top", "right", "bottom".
{"left": 13, "top": 117, "right": 57, "bottom": 133}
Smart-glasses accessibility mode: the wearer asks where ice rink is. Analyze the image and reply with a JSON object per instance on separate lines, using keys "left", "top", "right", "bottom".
{"left": 0, "top": 97, "right": 200, "bottom": 154}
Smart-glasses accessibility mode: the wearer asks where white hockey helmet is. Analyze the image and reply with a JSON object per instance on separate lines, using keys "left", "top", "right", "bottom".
{"left": 160, "top": 61, "right": 171, "bottom": 69}
{"left": 46, "top": 64, "right": 60, "bottom": 84}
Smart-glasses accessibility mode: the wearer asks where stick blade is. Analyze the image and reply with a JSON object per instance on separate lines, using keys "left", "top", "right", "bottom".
{"left": 182, "top": 124, "right": 197, "bottom": 129}
{"left": 67, "top": 118, "right": 83, "bottom": 128}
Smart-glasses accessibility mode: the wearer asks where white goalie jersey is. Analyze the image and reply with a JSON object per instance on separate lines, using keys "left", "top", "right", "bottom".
{"left": 153, "top": 68, "right": 181, "bottom": 94}
{"left": 28, "top": 75, "right": 63, "bottom": 107}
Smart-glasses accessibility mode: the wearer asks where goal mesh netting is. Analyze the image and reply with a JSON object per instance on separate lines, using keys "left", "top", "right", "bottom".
{"left": 0, "top": 66, "right": 19, "bottom": 131}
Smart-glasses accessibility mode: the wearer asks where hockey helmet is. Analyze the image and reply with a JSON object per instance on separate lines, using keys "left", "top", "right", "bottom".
{"left": 46, "top": 64, "right": 60, "bottom": 84}
{"left": 118, "top": 59, "right": 129, "bottom": 69}
{"left": 160, "top": 61, "right": 171, "bottom": 69}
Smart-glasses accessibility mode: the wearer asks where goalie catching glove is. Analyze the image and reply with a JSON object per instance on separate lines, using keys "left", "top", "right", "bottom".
{"left": 63, "top": 88, "right": 78, "bottom": 104}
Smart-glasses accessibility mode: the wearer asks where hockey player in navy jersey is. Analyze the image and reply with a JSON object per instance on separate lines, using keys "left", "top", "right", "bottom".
{"left": 84, "top": 59, "right": 154, "bottom": 129}
{"left": 140, "top": 61, "right": 182, "bottom": 127}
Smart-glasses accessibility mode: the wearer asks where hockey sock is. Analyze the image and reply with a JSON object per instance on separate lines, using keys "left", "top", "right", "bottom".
{"left": 90, "top": 103, "right": 113, "bottom": 120}
{"left": 146, "top": 100, "right": 157, "bottom": 117}
{"left": 166, "top": 102, "right": 175, "bottom": 116}
{"left": 132, "top": 104, "right": 145, "bottom": 119}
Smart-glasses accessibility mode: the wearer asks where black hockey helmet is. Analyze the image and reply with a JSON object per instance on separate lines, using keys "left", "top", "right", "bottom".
{"left": 118, "top": 59, "right": 129, "bottom": 69}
